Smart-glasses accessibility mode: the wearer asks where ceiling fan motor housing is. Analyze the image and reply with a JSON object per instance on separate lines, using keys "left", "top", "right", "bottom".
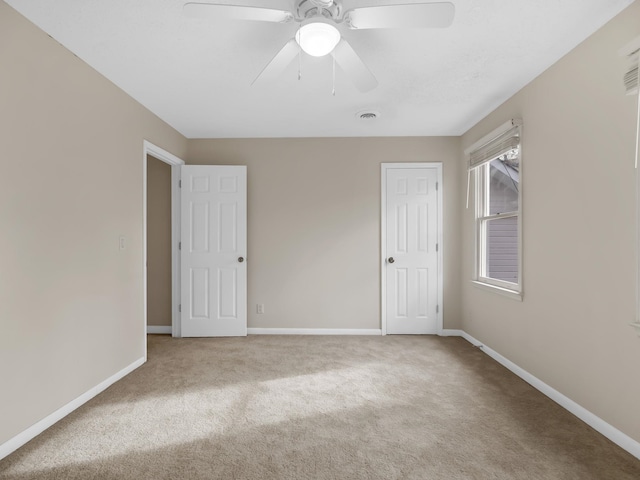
{"left": 296, "top": 0, "right": 341, "bottom": 21}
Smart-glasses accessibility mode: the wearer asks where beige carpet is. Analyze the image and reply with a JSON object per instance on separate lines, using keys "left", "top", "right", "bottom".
{"left": 1, "top": 335, "right": 639, "bottom": 479}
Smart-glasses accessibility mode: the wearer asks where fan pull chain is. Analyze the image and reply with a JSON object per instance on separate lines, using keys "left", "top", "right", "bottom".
{"left": 332, "top": 56, "right": 336, "bottom": 96}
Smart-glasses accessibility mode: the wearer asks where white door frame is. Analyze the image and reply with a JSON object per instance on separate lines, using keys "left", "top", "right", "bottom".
{"left": 381, "top": 162, "right": 444, "bottom": 335}
{"left": 143, "top": 140, "right": 185, "bottom": 348}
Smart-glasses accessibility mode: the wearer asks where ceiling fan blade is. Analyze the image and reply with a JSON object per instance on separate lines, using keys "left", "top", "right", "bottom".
{"left": 252, "top": 38, "right": 301, "bottom": 85}
{"left": 331, "top": 40, "right": 378, "bottom": 92}
{"left": 184, "top": 2, "right": 294, "bottom": 23}
{"left": 345, "top": 2, "right": 455, "bottom": 29}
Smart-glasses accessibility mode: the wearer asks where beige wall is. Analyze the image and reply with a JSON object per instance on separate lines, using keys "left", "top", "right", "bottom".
{"left": 188, "top": 137, "right": 462, "bottom": 330}
{"left": 146, "top": 156, "right": 172, "bottom": 327}
{"left": 461, "top": 2, "right": 640, "bottom": 443}
{"left": 4, "top": 0, "right": 639, "bottom": 456}
{"left": 0, "top": 2, "right": 187, "bottom": 446}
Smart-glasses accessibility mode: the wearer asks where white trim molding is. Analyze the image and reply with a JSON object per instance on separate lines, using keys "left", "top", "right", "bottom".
{"left": 142, "top": 141, "right": 185, "bottom": 343}
{"left": 469, "top": 121, "right": 523, "bottom": 299}
{"left": 471, "top": 280, "right": 523, "bottom": 301}
{"left": 248, "top": 328, "right": 382, "bottom": 336}
{"left": 147, "top": 325, "right": 172, "bottom": 334}
{"left": 0, "top": 357, "right": 145, "bottom": 461}
{"left": 453, "top": 331, "right": 640, "bottom": 461}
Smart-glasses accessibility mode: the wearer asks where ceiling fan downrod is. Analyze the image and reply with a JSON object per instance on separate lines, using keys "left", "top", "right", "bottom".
{"left": 309, "top": 0, "right": 334, "bottom": 8}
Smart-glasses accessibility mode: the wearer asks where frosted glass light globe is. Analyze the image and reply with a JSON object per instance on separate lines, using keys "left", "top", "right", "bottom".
{"left": 295, "top": 21, "right": 341, "bottom": 57}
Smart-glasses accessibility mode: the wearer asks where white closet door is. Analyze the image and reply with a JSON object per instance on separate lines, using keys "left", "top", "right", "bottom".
{"left": 385, "top": 167, "right": 439, "bottom": 334}
{"left": 180, "top": 165, "right": 247, "bottom": 337}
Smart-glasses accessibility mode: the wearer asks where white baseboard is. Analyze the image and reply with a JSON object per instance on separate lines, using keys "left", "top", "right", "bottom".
{"left": 439, "top": 329, "right": 465, "bottom": 337}
{"left": 0, "top": 356, "right": 145, "bottom": 461}
{"left": 459, "top": 330, "right": 484, "bottom": 347}
{"left": 147, "top": 325, "right": 172, "bottom": 334}
{"left": 456, "top": 331, "right": 640, "bottom": 461}
{"left": 248, "top": 328, "right": 382, "bottom": 336}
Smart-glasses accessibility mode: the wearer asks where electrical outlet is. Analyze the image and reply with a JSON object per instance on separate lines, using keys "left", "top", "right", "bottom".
{"left": 257, "top": 304, "right": 265, "bottom": 314}
{"left": 119, "top": 235, "right": 126, "bottom": 250}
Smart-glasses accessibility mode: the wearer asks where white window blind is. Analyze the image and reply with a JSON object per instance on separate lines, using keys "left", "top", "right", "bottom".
{"left": 631, "top": 53, "right": 640, "bottom": 169}
{"left": 625, "top": 60, "right": 638, "bottom": 95}
{"left": 622, "top": 39, "right": 640, "bottom": 334}
{"left": 623, "top": 46, "right": 639, "bottom": 95}
{"left": 468, "top": 126, "right": 520, "bottom": 171}
{"left": 465, "top": 119, "right": 522, "bottom": 208}
{"left": 620, "top": 37, "right": 640, "bottom": 170}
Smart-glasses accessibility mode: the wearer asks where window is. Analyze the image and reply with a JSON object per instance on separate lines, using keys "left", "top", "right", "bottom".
{"left": 468, "top": 121, "right": 522, "bottom": 297}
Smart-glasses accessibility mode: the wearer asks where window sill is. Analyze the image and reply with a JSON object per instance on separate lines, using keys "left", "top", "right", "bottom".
{"left": 630, "top": 322, "right": 640, "bottom": 336}
{"left": 471, "top": 280, "right": 523, "bottom": 301}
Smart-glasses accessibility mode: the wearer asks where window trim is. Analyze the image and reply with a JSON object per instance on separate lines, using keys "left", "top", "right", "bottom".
{"left": 471, "top": 280, "right": 523, "bottom": 301}
{"left": 469, "top": 120, "right": 523, "bottom": 299}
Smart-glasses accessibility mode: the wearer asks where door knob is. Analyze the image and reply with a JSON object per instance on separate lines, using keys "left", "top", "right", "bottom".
{"left": 238, "top": 257, "right": 244, "bottom": 263}
{"left": 388, "top": 257, "right": 395, "bottom": 264}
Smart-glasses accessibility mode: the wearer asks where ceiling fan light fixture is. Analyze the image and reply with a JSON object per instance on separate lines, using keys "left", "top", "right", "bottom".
{"left": 295, "top": 21, "right": 341, "bottom": 57}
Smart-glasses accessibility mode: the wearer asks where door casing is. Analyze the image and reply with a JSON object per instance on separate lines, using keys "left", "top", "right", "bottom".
{"left": 381, "top": 162, "right": 444, "bottom": 335}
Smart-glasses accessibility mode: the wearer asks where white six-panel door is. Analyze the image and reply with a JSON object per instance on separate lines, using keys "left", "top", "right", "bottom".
{"left": 180, "top": 165, "right": 247, "bottom": 337}
{"left": 383, "top": 165, "right": 441, "bottom": 334}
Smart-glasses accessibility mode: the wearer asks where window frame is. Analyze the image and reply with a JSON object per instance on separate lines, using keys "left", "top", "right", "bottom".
{"left": 469, "top": 122, "right": 523, "bottom": 300}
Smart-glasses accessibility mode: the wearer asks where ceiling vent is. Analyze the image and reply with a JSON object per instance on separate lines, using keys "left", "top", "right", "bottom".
{"left": 357, "top": 110, "right": 380, "bottom": 120}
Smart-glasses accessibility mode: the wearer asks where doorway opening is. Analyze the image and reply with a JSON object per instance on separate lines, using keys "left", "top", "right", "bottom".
{"left": 143, "top": 141, "right": 184, "bottom": 353}
{"left": 147, "top": 155, "right": 172, "bottom": 334}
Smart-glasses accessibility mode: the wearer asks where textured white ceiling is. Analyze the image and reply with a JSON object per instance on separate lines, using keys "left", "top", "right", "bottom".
{"left": 4, "top": 0, "right": 635, "bottom": 138}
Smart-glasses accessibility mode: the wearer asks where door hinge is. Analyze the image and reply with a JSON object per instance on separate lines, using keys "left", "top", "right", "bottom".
{"left": 178, "top": 304, "right": 181, "bottom": 313}
{"left": 436, "top": 305, "right": 439, "bottom": 314}
{"left": 179, "top": 241, "right": 181, "bottom": 250}
{"left": 436, "top": 243, "right": 439, "bottom": 252}
{"left": 179, "top": 180, "right": 182, "bottom": 188}
{"left": 436, "top": 182, "right": 439, "bottom": 191}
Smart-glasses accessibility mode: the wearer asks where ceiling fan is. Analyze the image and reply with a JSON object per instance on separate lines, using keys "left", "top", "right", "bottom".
{"left": 184, "top": 0, "right": 455, "bottom": 92}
